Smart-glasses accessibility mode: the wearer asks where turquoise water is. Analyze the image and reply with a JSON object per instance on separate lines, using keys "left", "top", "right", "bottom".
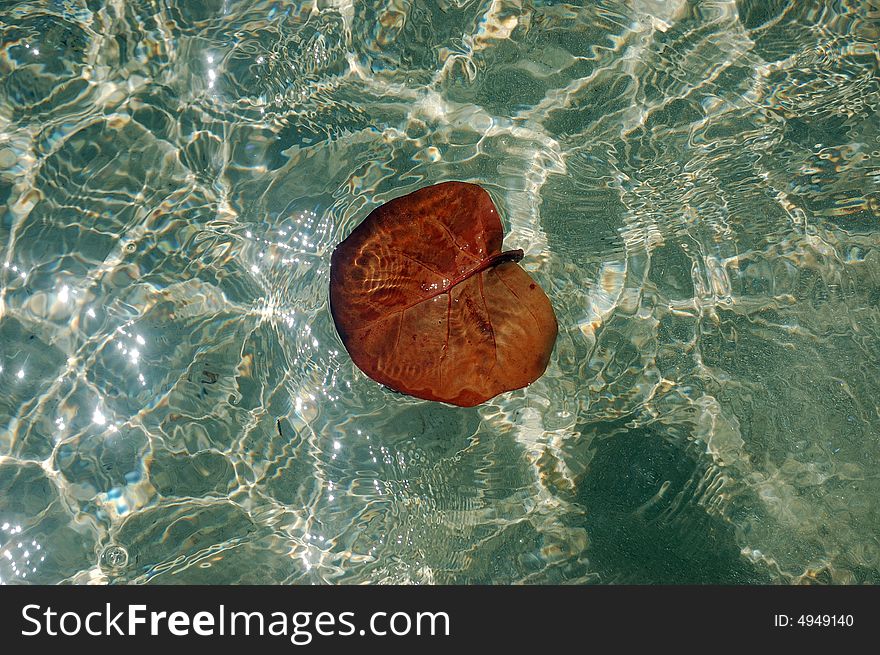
{"left": 0, "top": 0, "right": 878, "bottom": 584}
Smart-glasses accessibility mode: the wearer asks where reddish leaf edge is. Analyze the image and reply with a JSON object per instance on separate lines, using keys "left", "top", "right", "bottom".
{"left": 338, "top": 247, "right": 541, "bottom": 407}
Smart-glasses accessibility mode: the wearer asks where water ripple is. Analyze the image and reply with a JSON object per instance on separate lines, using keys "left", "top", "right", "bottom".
{"left": 1, "top": 0, "right": 878, "bottom": 584}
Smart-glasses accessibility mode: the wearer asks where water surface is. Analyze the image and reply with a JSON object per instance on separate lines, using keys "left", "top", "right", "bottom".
{"left": 1, "top": 0, "right": 878, "bottom": 584}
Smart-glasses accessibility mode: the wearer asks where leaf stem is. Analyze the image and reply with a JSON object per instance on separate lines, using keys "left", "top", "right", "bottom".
{"left": 447, "top": 249, "right": 524, "bottom": 289}
{"left": 489, "top": 249, "right": 525, "bottom": 266}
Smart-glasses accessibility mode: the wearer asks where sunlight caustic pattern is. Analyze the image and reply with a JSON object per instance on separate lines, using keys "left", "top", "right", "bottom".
{"left": 0, "top": 0, "right": 878, "bottom": 584}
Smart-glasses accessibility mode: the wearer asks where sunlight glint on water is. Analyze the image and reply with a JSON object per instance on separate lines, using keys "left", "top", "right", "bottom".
{"left": 0, "top": 0, "right": 878, "bottom": 584}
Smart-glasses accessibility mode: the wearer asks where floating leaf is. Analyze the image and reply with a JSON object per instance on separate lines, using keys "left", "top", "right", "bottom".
{"left": 330, "top": 181, "right": 557, "bottom": 407}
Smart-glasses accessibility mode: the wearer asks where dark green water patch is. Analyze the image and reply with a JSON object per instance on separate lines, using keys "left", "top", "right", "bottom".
{"left": 577, "top": 426, "right": 773, "bottom": 584}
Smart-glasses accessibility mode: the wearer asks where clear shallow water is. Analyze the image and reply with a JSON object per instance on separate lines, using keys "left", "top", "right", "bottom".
{"left": 0, "top": 0, "right": 878, "bottom": 584}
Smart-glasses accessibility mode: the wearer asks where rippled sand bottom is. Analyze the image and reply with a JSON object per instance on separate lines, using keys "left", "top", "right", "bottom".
{"left": 1, "top": 0, "right": 878, "bottom": 584}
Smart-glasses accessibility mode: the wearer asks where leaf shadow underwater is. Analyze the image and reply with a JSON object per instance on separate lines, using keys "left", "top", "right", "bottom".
{"left": 576, "top": 424, "right": 774, "bottom": 585}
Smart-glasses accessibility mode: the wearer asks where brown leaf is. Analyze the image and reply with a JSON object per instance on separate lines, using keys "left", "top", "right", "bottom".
{"left": 330, "top": 181, "right": 557, "bottom": 406}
